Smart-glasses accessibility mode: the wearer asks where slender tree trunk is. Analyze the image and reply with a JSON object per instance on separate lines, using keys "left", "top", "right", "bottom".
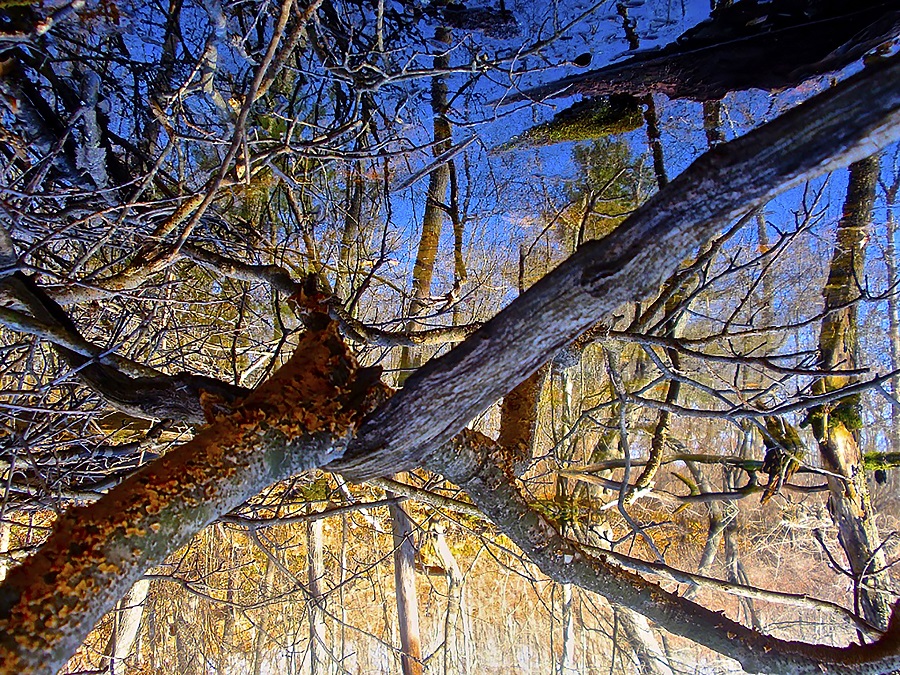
{"left": 885, "top": 178, "right": 900, "bottom": 460}
{"left": 0, "top": 521, "right": 9, "bottom": 583}
{"left": 399, "top": 25, "right": 453, "bottom": 370}
{"left": 250, "top": 556, "right": 276, "bottom": 675}
{"left": 811, "top": 155, "right": 892, "bottom": 630}
{"left": 615, "top": 608, "right": 675, "bottom": 675}
{"left": 307, "top": 517, "right": 328, "bottom": 675}
{"left": 390, "top": 500, "right": 423, "bottom": 675}
{"left": 433, "top": 524, "right": 466, "bottom": 675}
{"left": 103, "top": 579, "right": 150, "bottom": 673}
{"left": 387, "top": 26, "right": 453, "bottom": 675}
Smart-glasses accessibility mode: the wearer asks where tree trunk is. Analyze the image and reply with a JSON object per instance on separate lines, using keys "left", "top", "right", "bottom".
{"left": 307, "top": 517, "right": 328, "bottom": 675}
{"left": 103, "top": 579, "right": 150, "bottom": 673}
{"left": 389, "top": 501, "right": 423, "bottom": 675}
{"left": 810, "top": 155, "right": 892, "bottom": 630}
{"left": 432, "top": 524, "right": 468, "bottom": 675}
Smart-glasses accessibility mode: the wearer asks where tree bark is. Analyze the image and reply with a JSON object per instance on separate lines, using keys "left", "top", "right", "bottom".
{"left": 307, "top": 517, "right": 327, "bottom": 675}
{"left": 810, "top": 155, "right": 892, "bottom": 630}
{"left": 102, "top": 578, "right": 150, "bottom": 673}
{"left": 1, "top": 55, "right": 900, "bottom": 675}
{"left": 389, "top": 501, "right": 423, "bottom": 675}
{"left": 507, "top": 0, "right": 900, "bottom": 103}
{"left": 0, "top": 316, "right": 384, "bottom": 675}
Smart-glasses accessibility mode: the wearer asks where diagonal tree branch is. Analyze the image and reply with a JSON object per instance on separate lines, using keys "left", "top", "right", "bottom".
{"left": 0, "top": 52, "right": 899, "bottom": 675}
{"left": 334, "top": 52, "right": 900, "bottom": 481}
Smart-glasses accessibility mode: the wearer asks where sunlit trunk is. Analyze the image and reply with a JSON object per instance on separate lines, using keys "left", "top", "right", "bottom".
{"left": 811, "top": 155, "right": 891, "bottom": 630}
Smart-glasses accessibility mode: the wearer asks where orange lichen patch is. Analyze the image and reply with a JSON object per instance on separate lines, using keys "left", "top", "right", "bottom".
{"left": 0, "top": 317, "right": 388, "bottom": 674}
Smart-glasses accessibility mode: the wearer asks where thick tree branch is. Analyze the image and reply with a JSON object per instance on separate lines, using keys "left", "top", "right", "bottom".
{"left": 428, "top": 428, "right": 900, "bottom": 674}
{"left": 334, "top": 53, "right": 900, "bottom": 481}
{"left": 1, "top": 51, "right": 900, "bottom": 675}
{"left": 0, "top": 316, "right": 385, "bottom": 674}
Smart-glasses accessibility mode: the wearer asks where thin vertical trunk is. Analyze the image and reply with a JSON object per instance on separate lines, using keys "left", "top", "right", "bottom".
{"left": 390, "top": 500, "right": 423, "bottom": 675}
{"left": 560, "top": 583, "right": 577, "bottom": 674}
{"left": 684, "top": 463, "right": 727, "bottom": 588}
{"left": 307, "top": 517, "right": 328, "bottom": 675}
{"left": 811, "top": 155, "right": 891, "bottom": 630}
{"left": 433, "top": 524, "right": 467, "bottom": 675}
{"left": 399, "top": 25, "right": 453, "bottom": 370}
{"left": 335, "top": 130, "right": 368, "bottom": 302}
{"left": 615, "top": 608, "right": 675, "bottom": 675}
{"left": 250, "top": 556, "right": 276, "bottom": 675}
{"left": 885, "top": 177, "right": 900, "bottom": 458}
{"left": 103, "top": 579, "right": 151, "bottom": 673}
{"left": 388, "top": 26, "right": 453, "bottom": 674}
{"left": 0, "top": 520, "right": 9, "bottom": 583}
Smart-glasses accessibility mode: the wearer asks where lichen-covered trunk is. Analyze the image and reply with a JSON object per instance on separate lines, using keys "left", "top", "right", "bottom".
{"left": 0, "top": 317, "right": 382, "bottom": 675}
{"left": 810, "top": 155, "right": 891, "bottom": 630}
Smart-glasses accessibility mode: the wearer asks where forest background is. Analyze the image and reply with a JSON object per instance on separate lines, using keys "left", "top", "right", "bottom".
{"left": 0, "top": 0, "right": 899, "bottom": 673}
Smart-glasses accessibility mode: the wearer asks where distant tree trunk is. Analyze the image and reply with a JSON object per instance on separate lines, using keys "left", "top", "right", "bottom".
{"left": 811, "top": 155, "right": 892, "bottom": 630}
{"left": 560, "top": 583, "right": 577, "bottom": 674}
{"left": 334, "top": 125, "right": 368, "bottom": 302}
{"left": 399, "top": 25, "right": 453, "bottom": 370}
{"left": 103, "top": 579, "right": 150, "bottom": 673}
{"left": 885, "top": 176, "right": 900, "bottom": 459}
{"left": 432, "top": 523, "right": 469, "bottom": 675}
{"left": 615, "top": 608, "right": 675, "bottom": 675}
{"left": 388, "top": 25, "right": 453, "bottom": 675}
{"left": 390, "top": 500, "right": 423, "bottom": 675}
{"left": 307, "top": 517, "right": 328, "bottom": 675}
{"left": 251, "top": 557, "right": 276, "bottom": 675}
{"left": 0, "top": 521, "right": 9, "bottom": 583}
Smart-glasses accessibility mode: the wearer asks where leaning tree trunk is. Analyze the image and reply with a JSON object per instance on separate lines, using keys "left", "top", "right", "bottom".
{"left": 810, "top": 155, "right": 892, "bottom": 630}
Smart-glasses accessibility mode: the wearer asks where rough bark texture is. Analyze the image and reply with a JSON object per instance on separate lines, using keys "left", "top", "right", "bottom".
{"left": 506, "top": 0, "right": 900, "bottom": 103}
{"left": 810, "top": 155, "right": 892, "bottom": 630}
{"left": 1, "top": 54, "right": 900, "bottom": 675}
{"left": 335, "top": 54, "right": 900, "bottom": 482}
{"left": 0, "top": 317, "right": 383, "bottom": 675}
{"left": 498, "top": 365, "right": 548, "bottom": 476}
